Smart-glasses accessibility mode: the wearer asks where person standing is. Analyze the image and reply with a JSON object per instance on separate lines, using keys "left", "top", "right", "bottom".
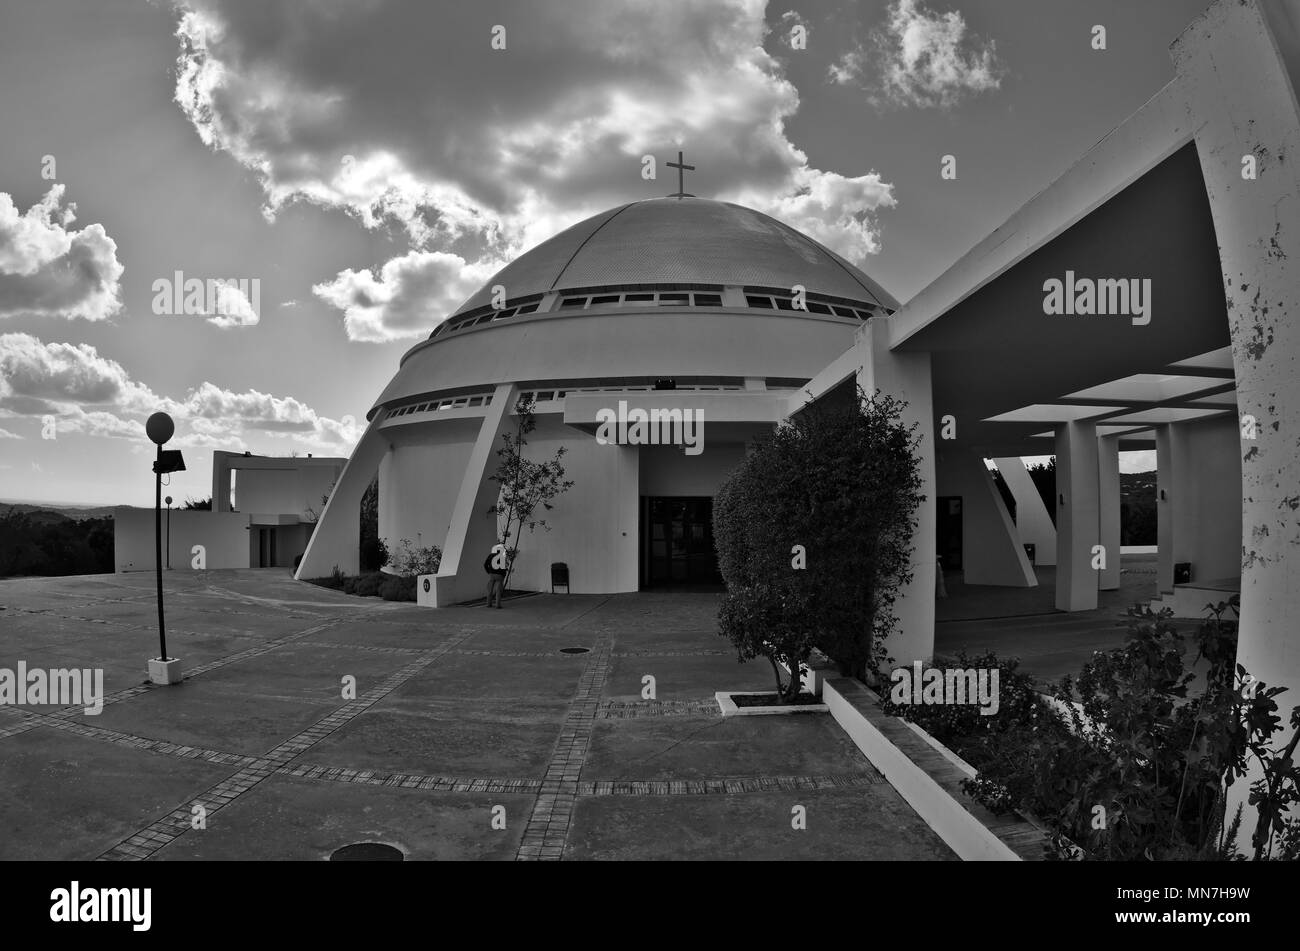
{"left": 484, "top": 547, "right": 507, "bottom": 608}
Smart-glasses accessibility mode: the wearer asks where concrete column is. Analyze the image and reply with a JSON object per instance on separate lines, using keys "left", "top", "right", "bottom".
{"left": 211, "top": 452, "right": 234, "bottom": 513}
{"left": 857, "top": 319, "right": 935, "bottom": 666}
{"left": 1098, "top": 434, "right": 1122, "bottom": 591}
{"left": 1155, "top": 424, "right": 1175, "bottom": 594}
{"left": 1055, "top": 420, "right": 1100, "bottom": 612}
{"left": 431, "top": 383, "right": 518, "bottom": 605}
{"left": 993, "top": 456, "right": 1056, "bottom": 567}
{"left": 1173, "top": 0, "right": 1300, "bottom": 841}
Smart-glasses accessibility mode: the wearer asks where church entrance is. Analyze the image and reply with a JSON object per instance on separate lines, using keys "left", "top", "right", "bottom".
{"left": 642, "top": 496, "right": 722, "bottom": 588}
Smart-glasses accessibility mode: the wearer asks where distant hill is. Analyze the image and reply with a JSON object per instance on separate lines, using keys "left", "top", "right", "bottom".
{"left": 0, "top": 501, "right": 117, "bottom": 520}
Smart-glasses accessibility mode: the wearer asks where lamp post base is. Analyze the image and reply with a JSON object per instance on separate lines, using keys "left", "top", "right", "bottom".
{"left": 148, "top": 657, "right": 184, "bottom": 685}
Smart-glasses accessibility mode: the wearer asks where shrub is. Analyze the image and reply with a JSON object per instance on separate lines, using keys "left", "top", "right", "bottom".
{"left": 878, "top": 650, "right": 1041, "bottom": 764}
{"left": 379, "top": 574, "right": 416, "bottom": 601}
{"left": 360, "top": 535, "right": 389, "bottom": 573}
{"left": 387, "top": 538, "right": 442, "bottom": 578}
{"left": 951, "top": 599, "right": 1300, "bottom": 861}
{"left": 713, "top": 387, "right": 924, "bottom": 698}
{"left": 354, "top": 571, "right": 385, "bottom": 597}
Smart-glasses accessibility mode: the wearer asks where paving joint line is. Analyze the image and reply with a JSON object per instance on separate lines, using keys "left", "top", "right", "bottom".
{"left": 94, "top": 628, "right": 475, "bottom": 861}
{"left": 515, "top": 633, "right": 612, "bottom": 861}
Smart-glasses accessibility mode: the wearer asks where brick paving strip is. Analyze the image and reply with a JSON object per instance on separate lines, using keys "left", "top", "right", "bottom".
{"left": 597, "top": 699, "right": 722, "bottom": 718}
{"left": 515, "top": 634, "right": 613, "bottom": 861}
{"left": 96, "top": 628, "right": 476, "bottom": 860}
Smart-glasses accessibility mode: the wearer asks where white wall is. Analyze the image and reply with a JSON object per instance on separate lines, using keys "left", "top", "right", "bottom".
{"left": 936, "top": 449, "right": 1036, "bottom": 587}
{"left": 379, "top": 420, "right": 478, "bottom": 557}
{"left": 1168, "top": 416, "right": 1242, "bottom": 584}
{"left": 236, "top": 464, "right": 340, "bottom": 518}
{"left": 495, "top": 417, "right": 640, "bottom": 594}
{"left": 115, "top": 509, "right": 251, "bottom": 572}
{"left": 639, "top": 443, "right": 746, "bottom": 497}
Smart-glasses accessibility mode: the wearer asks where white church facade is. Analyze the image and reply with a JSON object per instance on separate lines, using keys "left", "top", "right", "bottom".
{"left": 298, "top": 0, "right": 1300, "bottom": 739}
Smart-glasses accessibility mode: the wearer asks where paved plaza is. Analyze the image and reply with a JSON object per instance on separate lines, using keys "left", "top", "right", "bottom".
{"left": 0, "top": 571, "right": 955, "bottom": 861}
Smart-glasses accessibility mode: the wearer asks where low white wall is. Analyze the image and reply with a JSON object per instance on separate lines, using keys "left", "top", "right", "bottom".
{"left": 115, "top": 508, "right": 251, "bottom": 572}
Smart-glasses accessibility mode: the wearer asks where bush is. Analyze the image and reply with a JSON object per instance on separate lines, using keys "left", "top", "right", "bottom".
{"left": 379, "top": 574, "right": 416, "bottom": 601}
{"left": 353, "top": 571, "right": 385, "bottom": 597}
{"left": 948, "top": 600, "right": 1300, "bottom": 861}
{"left": 386, "top": 538, "right": 442, "bottom": 578}
{"left": 878, "top": 650, "right": 1041, "bottom": 763}
{"left": 713, "top": 387, "right": 924, "bottom": 697}
{"left": 360, "top": 535, "right": 388, "bottom": 573}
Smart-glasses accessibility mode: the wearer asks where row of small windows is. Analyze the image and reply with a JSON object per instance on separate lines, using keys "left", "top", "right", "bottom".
{"left": 429, "top": 287, "right": 880, "bottom": 340}
{"left": 558, "top": 290, "right": 723, "bottom": 309}
{"left": 744, "top": 293, "right": 873, "bottom": 320}
{"left": 516, "top": 382, "right": 745, "bottom": 403}
{"left": 434, "top": 300, "right": 541, "bottom": 337}
{"left": 385, "top": 393, "right": 493, "bottom": 418}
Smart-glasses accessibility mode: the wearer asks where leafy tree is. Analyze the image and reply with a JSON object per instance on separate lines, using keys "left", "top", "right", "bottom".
{"left": 182, "top": 496, "right": 212, "bottom": 510}
{"left": 713, "top": 387, "right": 925, "bottom": 699}
{"left": 486, "top": 394, "right": 574, "bottom": 589}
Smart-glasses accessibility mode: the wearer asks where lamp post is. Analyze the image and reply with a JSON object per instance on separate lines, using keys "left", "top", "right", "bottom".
{"left": 146, "top": 413, "right": 185, "bottom": 684}
{"left": 165, "top": 495, "right": 172, "bottom": 570}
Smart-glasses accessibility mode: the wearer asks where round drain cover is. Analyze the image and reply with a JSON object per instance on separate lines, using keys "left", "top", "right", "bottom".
{"left": 329, "top": 842, "right": 404, "bottom": 862}
{"left": 560, "top": 647, "right": 590, "bottom": 654}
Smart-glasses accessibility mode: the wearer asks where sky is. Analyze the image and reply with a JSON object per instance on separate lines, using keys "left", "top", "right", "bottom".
{"left": 0, "top": 0, "right": 1209, "bottom": 506}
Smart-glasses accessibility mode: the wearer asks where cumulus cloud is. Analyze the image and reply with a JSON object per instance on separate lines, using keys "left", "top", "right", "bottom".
{"left": 312, "top": 250, "right": 498, "bottom": 344}
{"left": 0, "top": 186, "right": 125, "bottom": 322}
{"left": 0, "top": 426, "right": 21, "bottom": 439}
{"left": 168, "top": 0, "right": 899, "bottom": 341}
{"left": 830, "top": 0, "right": 1003, "bottom": 109}
{"left": 0, "top": 332, "right": 361, "bottom": 454}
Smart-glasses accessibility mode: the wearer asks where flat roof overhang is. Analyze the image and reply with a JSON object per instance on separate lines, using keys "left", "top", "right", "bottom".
{"left": 893, "top": 142, "right": 1234, "bottom": 457}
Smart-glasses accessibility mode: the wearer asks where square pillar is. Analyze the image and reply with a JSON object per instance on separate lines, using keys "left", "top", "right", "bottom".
{"left": 857, "top": 320, "right": 935, "bottom": 666}
{"left": 1098, "top": 434, "right": 1122, "bottom": 591}
{"left": 1055, "top": 420, "right": 1099, "bottom": 612}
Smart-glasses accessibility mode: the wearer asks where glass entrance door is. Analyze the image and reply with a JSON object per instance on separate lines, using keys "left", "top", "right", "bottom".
{"left": 645, "top": 497, "right": 721, "bottom": 587}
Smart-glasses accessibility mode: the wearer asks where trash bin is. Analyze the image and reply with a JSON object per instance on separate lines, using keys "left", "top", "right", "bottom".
{"left": 1174, "top": 562, "right": 1192, "bottom": 584}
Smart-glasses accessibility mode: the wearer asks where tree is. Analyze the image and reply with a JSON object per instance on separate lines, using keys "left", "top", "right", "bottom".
{"left": 713, "top": 387, "right": 925, "bottom": 699}
{"left": 486, "top": 394, "right": 574, "bottom": 589}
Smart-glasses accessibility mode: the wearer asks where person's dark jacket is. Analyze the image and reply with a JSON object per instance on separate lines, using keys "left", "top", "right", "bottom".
{"left": 484, "top": 552, "right": 507, "bottom": 576}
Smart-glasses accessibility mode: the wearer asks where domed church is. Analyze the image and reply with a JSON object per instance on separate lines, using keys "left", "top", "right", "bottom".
{"left": 297, "top": 195, "right": 899, "bottom": 602}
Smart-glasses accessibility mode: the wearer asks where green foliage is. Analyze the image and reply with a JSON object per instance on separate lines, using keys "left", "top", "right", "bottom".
{"left": 0, "top": 507, "right": 114, "bottom": 578}
{"left": 879, "top": 651, "right": 1039, "bottom": 749}
{"left": 713, "top": 388, "right": 924, "bottom": 698}
{"left": 932, "top": 599, "right": 1300, "bottom": 861}
{"left": 486, "top": 394, "right": 574, "bottom": 589}
{"left": 386, "top": 538, "right": 441, "bottom": 577}
{"left": 351, "top": 571, "right": 383, "bottom": 597}
{"left": 358, "top": 477, "right": 387, "bottom": 571}
{"left": 181, "top": 497, "right": 212, "bottom": 511}
{"left": 378, "top": 574, "right": 416, "bottom": 601}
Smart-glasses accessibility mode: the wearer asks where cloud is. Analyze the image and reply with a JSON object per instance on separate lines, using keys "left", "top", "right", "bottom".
{"left": 0, "top": 426, "right": 21, "bottom": 439}
{"left": 168, "top": 0, "right": 899, "bottom": 341}
{"left": 0, "top": 186, "right": 125, "bottom": 322}
{"left": 830, "top": 0, "right": 1003, "bottom": 109}
{"left": 312, "top": 250, "right": 498, "bottom": 344}
{"left": 204, "top": 280, "right": 260, "bottom": 328}
{"left": 0, "top": 332, "right": 361, "bottom": 454}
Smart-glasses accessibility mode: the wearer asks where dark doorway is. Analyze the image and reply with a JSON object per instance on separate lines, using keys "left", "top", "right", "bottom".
{"left": 643, "top": 497, "right": 722, "bottom": 588}
{"left": 936, "top": 496, "right": 963, "bottom": 572}
{"left": 257, "top": 527, "right": 278, "bottom": 568}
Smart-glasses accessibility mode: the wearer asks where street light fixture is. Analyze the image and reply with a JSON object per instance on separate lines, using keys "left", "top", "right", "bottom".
{"left": 146, "top": 412, "right": 185, "bottom": 685}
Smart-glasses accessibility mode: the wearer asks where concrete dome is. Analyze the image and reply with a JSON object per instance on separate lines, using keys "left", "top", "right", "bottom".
{"left": 450, "top": 197, "right": 897, "bottom": 317}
